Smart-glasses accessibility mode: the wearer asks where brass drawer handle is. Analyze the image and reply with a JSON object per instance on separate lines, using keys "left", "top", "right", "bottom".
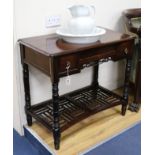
{"left": 66, "top": 61, "right": 71, "bottom": 69}
{"left": 66, "top": 61, "right": 71, "bottom": 76}
{"left": 100, "top": 57, "right": 112, "bottom": 62}
{"left": 124, "top": 48, "right": 128, "bottom": 54}
{"left": 83, "top": 57, "right": 112, "bottom": 68}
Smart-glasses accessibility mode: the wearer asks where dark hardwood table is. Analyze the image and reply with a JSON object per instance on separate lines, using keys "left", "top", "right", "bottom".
{"left": 19, "top": 28, "right": 135, "bottom": 150}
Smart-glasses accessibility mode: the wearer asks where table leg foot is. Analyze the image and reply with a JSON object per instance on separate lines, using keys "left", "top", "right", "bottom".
{"left": 26, "top": 114, "right": 32, "bottom": 126}
{"left": 121, "top": 104, "right": 127, "bottom": 116}
{"left": 55, "top": 144, "right": 60, "bottom": 150}
{"left": 53, "top": 129, "right": 60, "bottom": 150}
{"left": 128, "top": 102, "right": 141, "bottom": 112}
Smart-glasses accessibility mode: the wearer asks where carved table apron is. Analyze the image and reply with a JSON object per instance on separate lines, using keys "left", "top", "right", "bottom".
{"left": 19, "top": 28, "right": 135, "bottom": 150}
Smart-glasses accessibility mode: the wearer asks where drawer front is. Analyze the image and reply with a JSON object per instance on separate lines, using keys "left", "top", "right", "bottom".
{"left": 58, "top": 54, "right": 79, "bottom": 73}
{"left": 24, "top": 47, "right": 50, "bottom": 76}
{"left": 79, "top": 46, "right": 116, "bottom": 65}
{"left": 57, "top": 41, "right": 133, "bottom": 75}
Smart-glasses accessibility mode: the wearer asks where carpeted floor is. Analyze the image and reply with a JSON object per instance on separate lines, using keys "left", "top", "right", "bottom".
{"left": 13, "top": 123, "right": 141, "bottom": 155}
{"left": 13, "top": 129, "right": 40, "bottom": 155}
{"left": 84, "top": 122, "right": 141, "bottom": 155}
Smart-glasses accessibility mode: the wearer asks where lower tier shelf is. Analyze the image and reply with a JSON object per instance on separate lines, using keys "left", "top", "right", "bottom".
{"left": 27, "top": 85, "right": 126, "bottom": 132}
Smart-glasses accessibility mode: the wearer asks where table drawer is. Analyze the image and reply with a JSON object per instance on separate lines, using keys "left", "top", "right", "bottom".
{"left": 79, "top": 47, "right": 116, "bottom": 65}
{"left": 115, "top": 41, "right": 133, "bottom": 59}
{"left": 58, "top": 54, "right": 79, "bottom": 73}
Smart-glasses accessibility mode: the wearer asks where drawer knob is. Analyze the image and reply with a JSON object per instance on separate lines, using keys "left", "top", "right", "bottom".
{"left": 124, "top": 48, "right": 128, "bottom": 54}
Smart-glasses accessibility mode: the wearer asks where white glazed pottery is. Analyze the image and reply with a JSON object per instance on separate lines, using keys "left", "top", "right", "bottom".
{"left": 56, "top": 27, "right": 106, "bottom": 44}
{"left": 68, "top": 5, "right": 95, "bottom": 35}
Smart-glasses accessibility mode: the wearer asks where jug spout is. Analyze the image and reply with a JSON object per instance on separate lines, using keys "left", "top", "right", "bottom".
{"left": 68, "top": 5, "right": 79, "bottom": 17}
{"left": 68, "top": 6, "right": 75, "bottom": 14}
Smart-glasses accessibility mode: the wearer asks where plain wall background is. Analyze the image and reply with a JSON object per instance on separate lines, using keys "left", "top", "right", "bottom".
{"left": 14, "top": 0, "right": 141, "bottom": 134}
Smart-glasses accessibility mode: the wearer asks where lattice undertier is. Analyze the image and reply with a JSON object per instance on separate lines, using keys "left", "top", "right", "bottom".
{"left": 28, "top": 86, "right": 125, "bottom": 132}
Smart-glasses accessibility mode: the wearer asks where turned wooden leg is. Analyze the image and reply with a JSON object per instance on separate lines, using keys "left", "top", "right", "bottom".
{"left": 52, "top": 82, "right": 61, "bottom": 150}
{"left": 129, "top": 40, "right": 141, "bottom": 112}
{"left": 122, "top": 58, "right": 132, "bottom": 116}
{"left": 92, "top": 63, "right": 99, "bottom": 99}
{"left": 129, "top": 59, "right": 141, "bottom": 112}
{"left": 23, "top": 63, "right": 32, "bottom": 126}
{"left": 92, "top": 63, "right": 99, "bottom": 87}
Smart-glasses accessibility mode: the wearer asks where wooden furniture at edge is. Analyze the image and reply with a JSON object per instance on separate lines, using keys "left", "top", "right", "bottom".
{"left": 19, "top": 28, "right": 135, "bottom": 150}
{"left": 123, "top": 8, "right": 141, "bottom": 112}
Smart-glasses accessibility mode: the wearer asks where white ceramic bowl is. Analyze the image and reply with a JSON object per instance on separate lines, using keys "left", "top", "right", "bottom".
{"left": 56, "top": 27, "right": 106, "bottom": 44}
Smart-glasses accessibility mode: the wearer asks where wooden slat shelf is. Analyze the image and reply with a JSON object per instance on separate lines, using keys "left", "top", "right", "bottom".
{"left": 27, "top": 85, "right": 125, "bottom": 133}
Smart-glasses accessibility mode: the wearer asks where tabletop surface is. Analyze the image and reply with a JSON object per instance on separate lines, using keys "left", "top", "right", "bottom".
{"left": 19, "top": 28, "right": 134, "bottom": 57}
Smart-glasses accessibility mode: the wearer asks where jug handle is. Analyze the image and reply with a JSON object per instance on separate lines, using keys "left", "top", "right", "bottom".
{"left": 88, "top": 5, "right": 95, "bottom": 17}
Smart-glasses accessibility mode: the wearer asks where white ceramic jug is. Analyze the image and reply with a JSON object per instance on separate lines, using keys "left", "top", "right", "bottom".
{"left": 68, "top": 5, "right": 96, "bottom": 35}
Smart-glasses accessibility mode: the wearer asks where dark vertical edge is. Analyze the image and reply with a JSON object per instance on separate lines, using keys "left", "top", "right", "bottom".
{"left": 50, "top": 56, "right": 61, "bottom": 150}
{"left": 129, "top": 39, "right": 141, "bottom": 112}
{"left": 92, "top": 62, "right": 99, "bottom": 99}
{"left": 92, "top": 62, "right": 99, "bottom": 87}
{"left": 122, "top": 57, "right": 132, "bottom": 115}
{"left": 20, "top": 44, "right": 32, "bottom": 126}
{"left": 20, "top": 44, "right": 25, "bottom": 65}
